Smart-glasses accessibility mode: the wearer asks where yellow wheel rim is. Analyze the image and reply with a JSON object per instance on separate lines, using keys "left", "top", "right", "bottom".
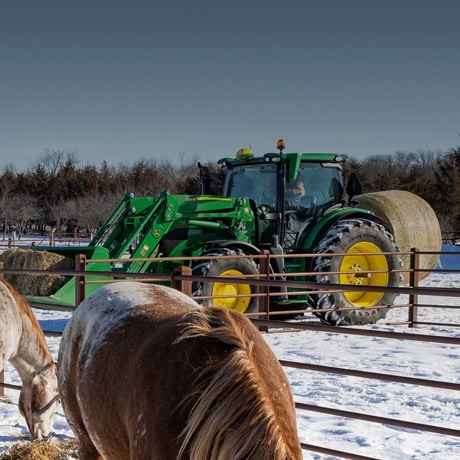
{"left": 211, "top": 269, "right": 251, "bottom": 313}
{"left": 339, "top": 242, "right": 389, "bottom": 307}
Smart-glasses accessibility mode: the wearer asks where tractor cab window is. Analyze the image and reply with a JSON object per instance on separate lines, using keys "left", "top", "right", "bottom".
{"left": 224, "top": 163, "right": 278, "bottom": 208}
{"left": 285, "top": 163, "right": 343, "bottom": 211}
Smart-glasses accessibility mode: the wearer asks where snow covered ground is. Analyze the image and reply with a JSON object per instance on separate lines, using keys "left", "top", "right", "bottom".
{"left": 0, "top": 245, "right": 459, "bottom": 459}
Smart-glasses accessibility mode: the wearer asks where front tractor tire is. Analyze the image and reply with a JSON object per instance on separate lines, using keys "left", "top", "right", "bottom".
{"left": 192, "top": 248, "right": 259, "bottom": 314}
{"left": 312, "top": 218, "right": 402, "bottom": 326}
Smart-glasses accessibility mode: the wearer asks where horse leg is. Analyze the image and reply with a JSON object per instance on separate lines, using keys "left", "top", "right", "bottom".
{"left": 66, "top": 412, "right": 104, "bottom": 460}
{"left": 65, "top": 410, "right": 103, "bottom": 460}
{"left": 77, "top": 437, "right": 105, "bottom": 460}
{"left": 62, "top": 391, "right": 104, "bottom": 460}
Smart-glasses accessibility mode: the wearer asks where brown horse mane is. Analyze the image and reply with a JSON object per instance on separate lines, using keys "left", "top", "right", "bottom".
{"left": 174, "top": 307, "right": 293, "bottom": 460}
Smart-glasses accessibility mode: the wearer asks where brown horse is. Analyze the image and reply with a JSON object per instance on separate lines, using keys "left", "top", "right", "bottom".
{"left": 58, "top": 281, "right": 302, "bottom": 460}
{"left": 0, "top": 278, "right": 59, "bottom": 440}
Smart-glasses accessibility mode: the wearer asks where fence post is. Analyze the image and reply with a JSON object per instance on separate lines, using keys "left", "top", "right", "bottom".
{"left": 408, "top": 247, "right": 420, "bottom": 328}
{"left": 258, "top": 250, "right": 270, "bottom": 332}
{"left": 75, "top": 254, "right": 87, "bottom": 307}
{"left": 171, "top": 266, "right": 192, "bottom": 297}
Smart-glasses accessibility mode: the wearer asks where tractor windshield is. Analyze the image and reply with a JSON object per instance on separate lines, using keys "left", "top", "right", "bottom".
{"left": 224, "top": 163, "right": 278, "bottom": 207}
{"left": 285, "top": 163, "right": 343, "bottom": 211}
{"left": 224, "top": 160, "right": 343, "bottom": 213}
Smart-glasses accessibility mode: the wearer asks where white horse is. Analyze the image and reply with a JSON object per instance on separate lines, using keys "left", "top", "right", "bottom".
{"left": 0, "top": 278, "right": 59, "bottom": 440}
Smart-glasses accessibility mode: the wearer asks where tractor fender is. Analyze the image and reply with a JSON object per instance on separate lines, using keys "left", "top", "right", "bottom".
{"left": 298, "top": 207, "right": 389, "bottom": 254}
{"left": 202, "top": 240, "right": 261, "bottom": 256}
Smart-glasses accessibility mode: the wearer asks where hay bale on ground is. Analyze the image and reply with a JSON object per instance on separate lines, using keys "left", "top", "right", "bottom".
{"left": 0, "top": 249, "right": 73, "bottom": 296}
{"left": 0, "top": 439, "right": 78, "bottom": 460}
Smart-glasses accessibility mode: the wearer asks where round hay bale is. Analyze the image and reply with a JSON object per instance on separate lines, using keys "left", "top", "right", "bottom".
{"left": 0, "top": 248, "right": 73, "bottom": 296}
{"left": 355, "top": 190, "right": 442, "bottom": 283}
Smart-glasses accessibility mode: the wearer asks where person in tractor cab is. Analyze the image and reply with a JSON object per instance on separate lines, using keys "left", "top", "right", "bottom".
{"left": 285, "top": 177, "right": 306, "bottom": 209}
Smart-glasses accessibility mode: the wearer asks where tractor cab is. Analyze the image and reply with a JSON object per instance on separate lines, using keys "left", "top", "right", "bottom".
{"left": 217, "top": 140, "right": 346, "bottom": 249}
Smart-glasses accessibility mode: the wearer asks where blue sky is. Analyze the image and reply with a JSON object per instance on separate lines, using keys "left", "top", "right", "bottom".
{"left": 1, "top": 0, "right": 459, "bottom": 172}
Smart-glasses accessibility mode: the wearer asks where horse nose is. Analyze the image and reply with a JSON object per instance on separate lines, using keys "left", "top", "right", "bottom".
{"left": 35, "top": 431, "right": 53, "bottom": 441}
{"left": 33, "top": 426, "right": 53, "bottom": 441}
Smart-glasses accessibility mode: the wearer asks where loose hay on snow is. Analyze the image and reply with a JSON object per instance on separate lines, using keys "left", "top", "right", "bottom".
{"left": 0, "top": 439, "right": 78, "bottom": 460}
{"left": 0, "top": 249, "right": 74, "bottom": 296}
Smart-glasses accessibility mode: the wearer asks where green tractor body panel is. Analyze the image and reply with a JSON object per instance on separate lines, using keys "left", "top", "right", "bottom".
{"left": 26, "top": 147, "right": 390, "bottom": 313}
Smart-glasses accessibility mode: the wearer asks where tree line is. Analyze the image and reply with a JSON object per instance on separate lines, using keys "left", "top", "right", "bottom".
{"left": 1, "top": 146, "right": 459, "bottom": 237}
{"left": 0, "top": 150, "right": 200, "bottom": 237}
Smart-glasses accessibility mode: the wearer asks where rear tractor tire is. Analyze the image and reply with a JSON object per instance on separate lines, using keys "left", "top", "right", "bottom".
{"left": 192, "top": 248, "right": 259, "bottom": 314}
{"left": 312, "top": 219, "right": 402, "bottom": 326}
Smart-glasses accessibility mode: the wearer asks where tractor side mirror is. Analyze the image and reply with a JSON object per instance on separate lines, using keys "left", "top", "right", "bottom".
{"left": 345, "top": 172, "right": 363, "bottom": 205}
{"left": 198, "top": 162, "right": 225, "bottom": 196}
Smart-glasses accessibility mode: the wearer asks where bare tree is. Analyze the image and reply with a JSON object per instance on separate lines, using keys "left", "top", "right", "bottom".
{"left": 9, "top": 193, "right": 42, "bottom": 238}
{"left": 0, "top": 167, "right": 17, "bottom": 238}
{"left": 37, "top": 148, "right": 79, "bottom": 176}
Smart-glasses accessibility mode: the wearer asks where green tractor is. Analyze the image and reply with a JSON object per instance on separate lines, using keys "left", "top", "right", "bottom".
{"left": 19, "top": 140, "right": 441, "bottom": 326}
{"left": 197, "top": 140, "right": 403, "bottom": 325}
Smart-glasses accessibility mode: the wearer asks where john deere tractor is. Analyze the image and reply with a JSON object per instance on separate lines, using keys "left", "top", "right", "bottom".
{"left": 17, "top": 139, "right": 441, "bottom": 326}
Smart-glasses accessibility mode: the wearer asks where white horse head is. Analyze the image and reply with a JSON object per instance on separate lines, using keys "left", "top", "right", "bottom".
{"left": 18, "top": 362, "right": 59, "bottom": 440}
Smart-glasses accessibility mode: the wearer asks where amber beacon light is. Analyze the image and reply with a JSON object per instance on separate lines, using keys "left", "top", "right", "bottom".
{"left": 277, "top": 138, "right": 285, "bottom": 152}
